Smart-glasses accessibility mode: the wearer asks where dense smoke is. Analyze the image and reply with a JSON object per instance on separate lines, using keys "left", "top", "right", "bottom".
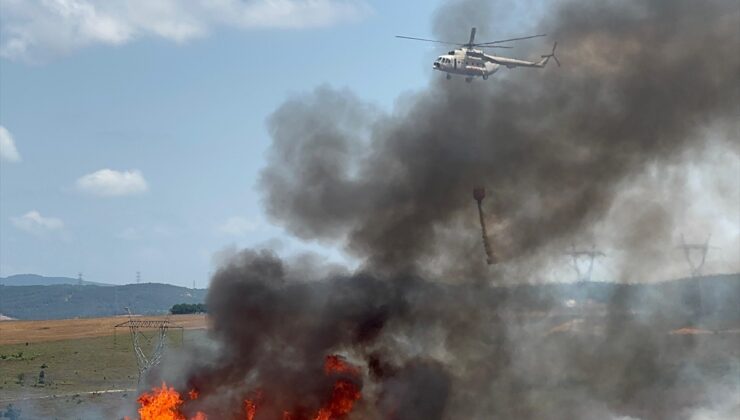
{"left": 156, "top": 0, "right": 740, "bottom": 419}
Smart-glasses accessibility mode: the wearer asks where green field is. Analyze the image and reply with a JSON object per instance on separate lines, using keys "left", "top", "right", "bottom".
{"left": 0, "top": 330, "right": 205, "bottom": 419}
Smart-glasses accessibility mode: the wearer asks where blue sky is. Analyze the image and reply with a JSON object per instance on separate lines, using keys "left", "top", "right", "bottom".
{"left": 0, "top": 0, "right": 452, "bottom": 286}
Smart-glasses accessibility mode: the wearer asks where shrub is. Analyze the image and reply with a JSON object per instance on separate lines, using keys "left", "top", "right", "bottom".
{"left": 170, "top": 303, "right": 207, "bottom": 314}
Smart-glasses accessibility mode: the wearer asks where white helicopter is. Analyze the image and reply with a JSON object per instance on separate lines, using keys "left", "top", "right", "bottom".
{"left": 396, "top": 27, "right": 559, "bottom": 81}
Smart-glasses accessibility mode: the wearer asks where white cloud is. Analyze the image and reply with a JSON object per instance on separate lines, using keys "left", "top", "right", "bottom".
{"left": 0, "top": 0, "right": 372, "bottom": 61}
{"left": 11, "top": 210, "right": 64, "bottom": 235}
{"left": 0, "top": 126, "right": 21, "bottom": 162}
{"left": 217, "top": 216, "right": 260, "bottom": 236}
{"left": 76, "top": 168, "right": 148, "bottom": 197}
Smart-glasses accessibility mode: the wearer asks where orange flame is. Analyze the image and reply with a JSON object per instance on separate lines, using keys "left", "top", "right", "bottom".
{"left": 244, "top": 399, "right": 257, "bottom": 420}
{"left": 136, "top": 383, "right": 186, "bottom": 420}
{"left": 133, "top": 383, "right": 206, "bottom": 420}
{"left": 313, "top": 356, "right": 362, "bottom": 419}
{"left": 311, "top": 379, "right": 361, "bottom": 420}
{"left": 138, "top": 355, "right": 360, "bottom": 420}
{"left": 324, "top": 355, "right": 359, "bottom": 376}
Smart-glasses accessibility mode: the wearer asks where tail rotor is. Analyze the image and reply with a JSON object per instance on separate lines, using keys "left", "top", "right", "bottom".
{"left": 541, "top": 42, "right": 560, "bottom": 67}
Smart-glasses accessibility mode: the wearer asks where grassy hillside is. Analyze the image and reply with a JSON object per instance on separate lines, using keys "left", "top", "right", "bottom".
{"left": 0, "top": 283, "right": 207, "bottom": 320}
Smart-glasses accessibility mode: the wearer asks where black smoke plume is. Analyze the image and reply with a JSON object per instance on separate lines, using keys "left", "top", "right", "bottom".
{"left": 261, "top": 0, "right": 738, "bottom": 277}
{"left": 154, "top": 0, "right": 740, "bottom": 419}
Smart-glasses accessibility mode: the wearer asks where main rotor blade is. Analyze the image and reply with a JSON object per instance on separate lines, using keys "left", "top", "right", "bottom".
{"left": 468, "top": 27, "right": 477, "bottom": 45}
{"left": 395, "top": 36, "right": 461, "bottom": 46}
{"left": 475, "top": 33, "right": 547, "bottom": 45}
{"left": 477, "top": 45, "right": 513, "bottom": 49}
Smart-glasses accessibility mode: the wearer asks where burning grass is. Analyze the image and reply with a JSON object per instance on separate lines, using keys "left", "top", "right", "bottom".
{"left": 130, "top": 355, "right": 361, "bottom": 420}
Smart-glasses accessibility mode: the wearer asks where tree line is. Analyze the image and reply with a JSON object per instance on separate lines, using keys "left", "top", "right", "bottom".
{"left": 170, "top": 303, "right": 207, "bottom": 314}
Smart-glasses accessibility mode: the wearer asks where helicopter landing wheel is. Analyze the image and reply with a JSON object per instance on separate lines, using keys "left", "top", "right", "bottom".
{"left": 482, "top": 75, "right": 488, "bottom": 80}
{"left": 465, "top": 77, "right": 473, "bottom": 83}
{"left": 446, "top": 74, "right": 451, "bottom": 80}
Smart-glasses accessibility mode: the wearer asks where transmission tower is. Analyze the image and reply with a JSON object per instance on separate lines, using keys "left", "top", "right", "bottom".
{"left": 565, "top": 245, "right": 605, "bottom": 282}
{"left": 678, "top": 234, "right": 715, "bottom": 277}
{"left": 136, "top": 271, "right": 141, "bottom": 284}
{"left": 473, "top": 187, "right": 496, "bottom": 264}
{"left": 77, "top": 272, "right": 83, "bottom": 286}
{"left": 0, "top": 278, "right": 4, "bottom": 322}
{"left": 114, "top": 308, "right": 183, "bottom": 384}
{"left": 113, "top": 286, "right": 118, "bottom": 315}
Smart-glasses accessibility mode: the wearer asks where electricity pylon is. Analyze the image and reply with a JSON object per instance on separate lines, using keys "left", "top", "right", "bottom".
{"left": 565, "top": 244, "right": 605, "bottom": 282}
{"left": 678, "top": 234, "right": 715, "bottom": 277}
{"left": 114, "top": 308, "right": 182, "bottom": 384}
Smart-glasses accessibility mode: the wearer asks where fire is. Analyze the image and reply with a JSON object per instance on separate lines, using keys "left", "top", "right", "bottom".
{"left": 312, "top": 379, "right": 361, "bottom": 420}
{"left": 285, "top": 355, "right": 361, "bottom": 420}
{"left": 135, "top": 383, "right": 185, "bottom": 420}
{"left": 244, "top": 399, "right": 257, "bottom": 420}
{"left": 324, "top": 355, "right": 359, "bottom": 376}
{"left": 134, "top": 355, "right": 360, "bottom": 420}
{"left": 131, "top": 383, "right": 206, "bottom": 420}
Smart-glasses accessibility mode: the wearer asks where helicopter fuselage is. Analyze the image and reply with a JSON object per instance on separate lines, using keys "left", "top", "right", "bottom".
{"left": 433, "top": 48, "right": 500, "bottom": 80}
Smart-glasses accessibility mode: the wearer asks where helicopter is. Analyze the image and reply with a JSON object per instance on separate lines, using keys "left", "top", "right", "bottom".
{"left": 396, "top": 27, "right": 559, "bottom": 82}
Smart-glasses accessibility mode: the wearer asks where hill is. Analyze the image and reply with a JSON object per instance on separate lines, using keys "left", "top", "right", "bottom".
{"left": 0, "top": 273, "right": 112, "bottom": 287}
{"left": 0, "top": 274, "right": 737, "bottom": 323}
{"left": 0, "top": 283, "right": 207, "bottom": 320}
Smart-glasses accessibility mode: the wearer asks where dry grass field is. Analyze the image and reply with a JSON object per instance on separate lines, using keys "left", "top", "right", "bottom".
{"left": 0, "top": 314, "right": 208, "bottom": 345}
{"left": 0, "top": 315, "right": 209, "bottom": 417}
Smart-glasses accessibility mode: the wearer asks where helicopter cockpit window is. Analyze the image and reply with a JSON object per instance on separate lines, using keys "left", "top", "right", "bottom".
{"left": 448, "top": 51, "right": 455, "bottom": 55}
